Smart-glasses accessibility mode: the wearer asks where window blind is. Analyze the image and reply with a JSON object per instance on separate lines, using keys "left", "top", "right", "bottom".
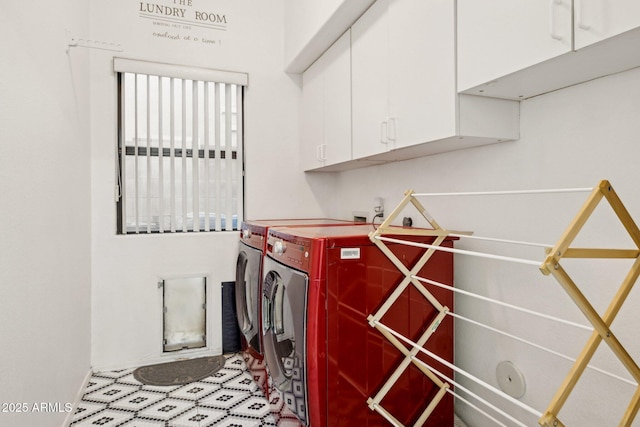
{"left": 115, "top": 60, "right": 245, "bottom": 234}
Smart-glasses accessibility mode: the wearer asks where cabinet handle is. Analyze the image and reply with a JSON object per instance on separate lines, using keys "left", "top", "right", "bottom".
{"left": 380, "top": 120, "right": 388, "bottom": 144}
{"left": 575, "top": 0, "right": 590, "bottom": 30}
{"left": 316, "top": 144, "right": 326, "bottom": 162}
{"left": 549, "top": 0, "right": 563, "bottom": 40}
{"left": 387, "top": 117, "right": 397, "bottom": 142}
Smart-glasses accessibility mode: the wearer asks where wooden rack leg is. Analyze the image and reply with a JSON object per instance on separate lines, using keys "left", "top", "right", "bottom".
{"left": 414, "top": 384, "right": 450, "bottom": 427}
{"left": 367, "top": 309, "right": 449, "bottom": 406}
{"left": 369, "top": 181, "right": 640, "bottom": 427}
{"left": 549, "top": 263, "right": 640, "bottom": 382}
{"left": 369, "top": 235, "right": 447, "bottom": 325}
{"left": 369, "top": 315, "right": 450, "bottom": 426}
{"left": 540, "top": 183, "right": 604, "bottom": 273}
{"left": 539, "top": 180, "right": 640, "bottom": 426}
{"left": 602, "top": 182, "right": 640, "bottom": 248}
{"left": 373, "top": 189, "right": 444, "bottom": 233}
{"left": 540, "top": 255, "right": 640, "bottom": 426}
{"left": 374, "top": 190, "right": 420, "bottom": 232}
{"left": 367, "top": 195, "right": 453, "bottom": 426}
{"left": 622, "top": 387, "right": 640, "bottom": 426}
{"left": 368, "top": 401, "right": 404, "bottom": 427}
{"left": 366, "top": 235, "right": 450, "bottom": 425}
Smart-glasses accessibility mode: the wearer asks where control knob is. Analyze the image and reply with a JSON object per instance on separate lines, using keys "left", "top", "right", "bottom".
{"left": 273, "top": 240, "right": 287, "bottom": 255}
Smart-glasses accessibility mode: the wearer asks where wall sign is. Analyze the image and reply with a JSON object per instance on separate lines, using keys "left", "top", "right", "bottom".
{"left": 139, "top": 1, "right": 228, "bottom": 47}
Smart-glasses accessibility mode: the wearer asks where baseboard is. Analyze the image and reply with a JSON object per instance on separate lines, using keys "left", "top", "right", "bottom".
{"left": 62, "top": 369, "right": 93, "bottom": 427}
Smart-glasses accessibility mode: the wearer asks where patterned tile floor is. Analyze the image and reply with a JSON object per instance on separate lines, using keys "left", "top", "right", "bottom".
{"left": 69, "top": 353, "right": 298, "bottom": 427}
{"left": 69, "top": 353, "right": 468, "bottom": 427}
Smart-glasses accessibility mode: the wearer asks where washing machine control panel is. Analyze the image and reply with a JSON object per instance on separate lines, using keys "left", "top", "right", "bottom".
{"left": 239, "top": 223, "right": 266, "bottom": 250}
{"left": 267, "top": 233, "right": 311, "bottom": 271}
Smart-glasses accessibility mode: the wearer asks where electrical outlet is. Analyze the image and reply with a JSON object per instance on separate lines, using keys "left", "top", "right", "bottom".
{"left": 373, "top": 197, "right": 384, "bottom": 217}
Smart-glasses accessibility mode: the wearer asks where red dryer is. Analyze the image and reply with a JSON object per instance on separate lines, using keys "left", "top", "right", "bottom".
{"left": 235, "top": 219, "right": 357, "bottom": 394}
{"left": 261, "top": 224, "right": 455, "bottom": 426}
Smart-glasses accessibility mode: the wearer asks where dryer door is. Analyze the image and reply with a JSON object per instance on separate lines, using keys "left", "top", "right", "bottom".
{"left": 236, "top": 242, "right": 262, "bottom": 354}
{"left": 262, "top": 257, "right": 309, "bottom": 425}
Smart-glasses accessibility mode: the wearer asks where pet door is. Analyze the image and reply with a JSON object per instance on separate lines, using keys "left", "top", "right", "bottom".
{"left": 161, "top": 276, "right": 206, "bottom": 352}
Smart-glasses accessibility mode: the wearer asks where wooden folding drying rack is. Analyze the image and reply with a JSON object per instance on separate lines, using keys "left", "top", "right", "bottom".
{"left": 366, "top": 180, "right": 640, "bottom": 427}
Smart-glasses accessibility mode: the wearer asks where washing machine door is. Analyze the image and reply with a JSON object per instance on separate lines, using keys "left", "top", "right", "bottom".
{"left": 262, "top": 257, "right": 308, "bottom": 425}
{"left": 236, "top": 241, "right": 262, "bottom": 354}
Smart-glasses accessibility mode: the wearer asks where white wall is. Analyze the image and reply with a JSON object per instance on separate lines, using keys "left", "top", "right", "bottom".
{"left": 89, "top": 0, "right": 328, "bottom": 370}
{"left": 327, "top": 68, "right": 640, "bottom": 426}
{"left": 0, "top": 1, "right": 92, "bottom": 427}
{"left": 7, "top": 1, "right": 636, "bottom": 425}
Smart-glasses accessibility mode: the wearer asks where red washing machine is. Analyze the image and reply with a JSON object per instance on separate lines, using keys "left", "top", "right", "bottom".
{"left": 261, "top": 224, "right": 455, "bottom": 426}
{"left": 235, "top": 219, "right": 357, "bottom": 394}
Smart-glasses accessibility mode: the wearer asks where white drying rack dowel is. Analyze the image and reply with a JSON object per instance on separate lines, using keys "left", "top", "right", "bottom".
{"left": 414, "top": 275, "right": 638, "bottom": 386}
{"left": 366, "top": 180, "right": 640, "bottom": 427}
{"left": 372, "top": 319, "right": 543, "bottom": 426}
{"left": 446, "top": 311, "right": 637, "bottom": 388}
{"left": 413, "top": 275, "right": 592, "bottom": 331}
{"left": 448, "top": 233, "right": 553, "bottom": 248}
{"left": 412, "top": 187, "right": 593, "bottom": 197}
{"left": 448, "top": 388, "right": 511, "bottom": 427}
{"left": 376, "top": 235, "right": 542, "bottom": 266}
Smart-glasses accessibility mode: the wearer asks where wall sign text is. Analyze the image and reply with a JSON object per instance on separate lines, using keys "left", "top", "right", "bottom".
{"left": 138, "top": 0, "right": 228, "bottom": 47}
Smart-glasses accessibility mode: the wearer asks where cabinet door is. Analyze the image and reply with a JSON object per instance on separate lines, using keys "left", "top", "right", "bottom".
{"left": 388, "top": 0, "right": 457, "bottom": 148}
{"left": 457, "top": 0, "right": 573, "bottom": 93}
{"left": 302, "top": 30, "right": 352, "bottom": 171}
{"left": 301, "top": 56, "right": 324, "bottom": 171}
{"left": 322, "top": 30, "right": 352, "bottom": 166}
{"left": 574, "top": 0, "right": 640, "bottom": 49}
{"left": 351, "top": 0, "right": 391, "bottom": 159}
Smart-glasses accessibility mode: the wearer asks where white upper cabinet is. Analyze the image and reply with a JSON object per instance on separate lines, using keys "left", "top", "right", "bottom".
{"left": 301, "top": 30, "right": 352, "bottom": 171}
{"left": 457, "top": 0, "right": 572, "bottom": 94}
{"left": 458, "top": 0, "right": 640, "bottom": 100}
{"left": 351, "top": 0, "right": 391, "bottom": 159}
{"left": 351, "top": 0, "right": 518, "bottom": 164}
{"left": 301, "top": 52, "right": 324, "bottom": 171}
{"left": 352, "top": 0, "right": 458, "bottom": 158}
{"left": 387, "top": 0, "right": 457, "bottom": 150}
{"left": 574, "top": 0, "right": 640, "bottom": 49}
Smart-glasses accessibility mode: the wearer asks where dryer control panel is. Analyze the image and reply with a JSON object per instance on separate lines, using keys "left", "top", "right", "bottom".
{"left": 239, "top": 222, "right": 267, "bottom": 251}
{"left": 266, "top": 231, "right": 312, "bottom": 272}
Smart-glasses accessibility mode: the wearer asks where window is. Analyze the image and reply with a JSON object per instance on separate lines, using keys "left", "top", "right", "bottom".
{"left": 114, "top": 59, "right": 245, "bottom": 234}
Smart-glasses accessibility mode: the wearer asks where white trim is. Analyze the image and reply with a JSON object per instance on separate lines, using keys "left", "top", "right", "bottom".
{"left": 114, "top": 58, "right": 248, "bottom": 86}
{"left": 63, "top": 369, "right": 93, "bottom": 427}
